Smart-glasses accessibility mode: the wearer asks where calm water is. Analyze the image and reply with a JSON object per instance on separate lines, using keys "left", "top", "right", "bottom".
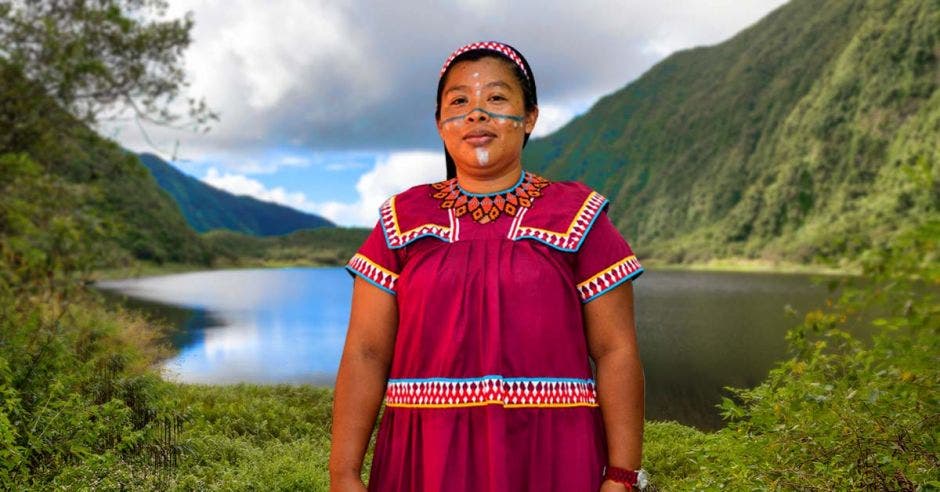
{"left": 96, "top": 267, "right": 841, "bottom": 430}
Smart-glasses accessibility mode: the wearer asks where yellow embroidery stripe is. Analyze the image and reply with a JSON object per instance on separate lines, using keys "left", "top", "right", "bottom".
{"left": 576, "top": 255, "right": 638, "bottom": 290}
{"left": 350, "top": 253, "right": 398, "bottom": 280}
{"left": 384, "top": 195, "right": 451, "bottom": 238}
{"left": 517, "top": 191, "right": 604, "bottom": 237}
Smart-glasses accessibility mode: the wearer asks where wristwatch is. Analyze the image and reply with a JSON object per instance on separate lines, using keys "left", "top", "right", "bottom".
{"left": 603, "top": 465, "right": 650, "bottom": 490}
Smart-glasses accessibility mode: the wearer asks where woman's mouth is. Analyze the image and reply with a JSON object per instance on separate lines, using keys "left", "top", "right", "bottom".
{"left": 463, "top": 129, "right": 497, "bottom": 146}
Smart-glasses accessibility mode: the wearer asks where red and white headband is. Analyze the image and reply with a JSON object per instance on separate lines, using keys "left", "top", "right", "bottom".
{"left": 440, "top": 41, "right": 530, "bottom": 81}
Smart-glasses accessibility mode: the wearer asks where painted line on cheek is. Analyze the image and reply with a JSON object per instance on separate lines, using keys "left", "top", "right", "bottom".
{"left": 440, "top": 108, "right": 525, "bottom": 125}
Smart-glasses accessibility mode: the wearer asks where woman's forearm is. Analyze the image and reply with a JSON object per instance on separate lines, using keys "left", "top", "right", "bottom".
{"left": 330, "top": 278, "right": 399, "bottom": 485}
{"left": 596, "top": 347, "right": 645, "bottom": 469}
{"left": 329, "top": 348, "right": 391, "bottom": 481}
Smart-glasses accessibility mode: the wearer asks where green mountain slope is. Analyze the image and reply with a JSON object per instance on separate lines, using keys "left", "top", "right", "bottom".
{"left": 1, "top": 62, "right": 210, "bottom": 265}
{"left": 525, "top": 0, "right": 938, "bottom": 264}
{"left": 138, "top": 153, "right": 334, "bottom": 236}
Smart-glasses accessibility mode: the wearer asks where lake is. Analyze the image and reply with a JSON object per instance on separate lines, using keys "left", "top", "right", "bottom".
{"left": 96, "top": 267, "right": 843, "bottom": 430}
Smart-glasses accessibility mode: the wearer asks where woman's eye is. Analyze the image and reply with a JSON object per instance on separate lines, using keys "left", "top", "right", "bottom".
{"left": 450, "top": 97, "right": 467, "bottom": 105}
{"left": 489, "top": 94, "right": 507, "bottom": 102}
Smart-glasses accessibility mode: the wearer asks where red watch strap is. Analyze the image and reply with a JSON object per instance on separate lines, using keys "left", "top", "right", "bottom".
{"left": 604, "top": 465, "right": 638, "bottom": 489}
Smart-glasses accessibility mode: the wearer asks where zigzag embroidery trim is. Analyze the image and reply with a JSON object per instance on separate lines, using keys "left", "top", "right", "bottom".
{"left": 381, "top": 195, "right": 452, "bottom": 249}
{"left": 347, "top": 253, "right": 398, "bottom": 293}
{"left": 384, "top": 375, "right": 598, "bottom": 409}
{"left": 577, "top": 255, "right": 643, "bottom": 302}
{"left": 509, "top": 191, "right": 607, "bottom": 251}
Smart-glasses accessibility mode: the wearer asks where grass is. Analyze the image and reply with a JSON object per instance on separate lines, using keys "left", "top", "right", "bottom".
{"left": 88, "top": 381, "right": 710, "bottom": 490}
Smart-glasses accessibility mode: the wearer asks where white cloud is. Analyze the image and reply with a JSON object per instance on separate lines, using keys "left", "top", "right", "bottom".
{"left": 202, "top": 167, "right": 313, "bottom": 211}
{"left": 199, "top": 151, "right": 446, "bottom": 228}
{"left": 531, "top": 103, "right": 579, "bottom": 138}
{"left": 109, "top": 0, "right": 789, "bottom": 157}
{"left": 309, "top": 151, "right": 445, "bottom": 226}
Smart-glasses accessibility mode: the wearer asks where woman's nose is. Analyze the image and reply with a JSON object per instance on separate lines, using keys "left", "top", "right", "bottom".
{"left": 466, "top": 108, "right": 489, "bottom": 122}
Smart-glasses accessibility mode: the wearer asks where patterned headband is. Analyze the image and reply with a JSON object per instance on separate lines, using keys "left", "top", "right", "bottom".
{"left": 440, "top": 41, "right": 530, "bottom": 81}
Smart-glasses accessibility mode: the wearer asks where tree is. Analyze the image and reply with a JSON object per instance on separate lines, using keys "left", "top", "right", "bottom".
{"left": 0, "top": 0, "right": 216, "bottom": 137}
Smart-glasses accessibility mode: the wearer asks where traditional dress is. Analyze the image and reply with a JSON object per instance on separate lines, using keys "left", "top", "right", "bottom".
{"left": 345, "top": 169, "right": 644, "bottom": 491}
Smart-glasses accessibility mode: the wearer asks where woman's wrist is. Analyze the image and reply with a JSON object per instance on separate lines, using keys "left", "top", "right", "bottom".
{"left": 329, "top": 472, "right": 366, "bottom": 491}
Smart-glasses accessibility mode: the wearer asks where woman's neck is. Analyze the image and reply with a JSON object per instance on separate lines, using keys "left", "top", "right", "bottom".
{"left": 455, "top": 164, "right": 524, "bottom": 195}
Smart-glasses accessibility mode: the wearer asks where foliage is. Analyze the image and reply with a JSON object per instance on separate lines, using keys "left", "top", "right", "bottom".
{"left": 525, "top": 0, "right": 939, "bottom": 267}
{"left": 0, "top": 153, "right": 183, "bottom": 488}
{"left": 202, "top": 226, "right": 370, "bottom": 268}
{"left": 139, "top": 152, "right": 335, "bottom": 237}
{"left": 0, "top": 58, "right": 212, "bottom": 267}
{"left": 0, "top": 0, "right": 215, "bottom": 130}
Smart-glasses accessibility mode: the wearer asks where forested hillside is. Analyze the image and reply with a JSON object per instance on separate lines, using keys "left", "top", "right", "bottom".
{"left": 1, "top": 63, "right": 210, "bottom": 266}
{"left": 525, "top": 0, "right": 938, "bottom": 266}
{"left": 139, "top": 153, "right": 334, "bottom": 237}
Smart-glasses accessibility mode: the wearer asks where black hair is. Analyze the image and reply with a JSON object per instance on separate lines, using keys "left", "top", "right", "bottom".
{"left": 436, "top": 44, "right": 537, "bottom": 179}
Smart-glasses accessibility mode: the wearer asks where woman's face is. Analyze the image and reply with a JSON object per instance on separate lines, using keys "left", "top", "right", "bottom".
{"left": 437, "top": 56, "right": 538, "bottom": 178}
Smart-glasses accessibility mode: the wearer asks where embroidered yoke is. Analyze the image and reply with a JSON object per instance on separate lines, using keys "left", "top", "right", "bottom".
{"left": 345, "top": 170, "right": 644, "bottom": 492}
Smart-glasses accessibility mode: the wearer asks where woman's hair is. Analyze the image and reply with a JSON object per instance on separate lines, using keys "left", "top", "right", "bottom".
{"left": 436, "top": 42, "right": 538, "bottom": 179}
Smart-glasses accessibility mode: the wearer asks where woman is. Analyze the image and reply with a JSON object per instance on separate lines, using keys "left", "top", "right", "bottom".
{"left": 329, "top": 41, "right": 648, "bottom": 492}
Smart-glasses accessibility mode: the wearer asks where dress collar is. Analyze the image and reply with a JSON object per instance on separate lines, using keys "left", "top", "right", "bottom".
{"left": 430, "top": 170, "right": 551, "bottom": 224}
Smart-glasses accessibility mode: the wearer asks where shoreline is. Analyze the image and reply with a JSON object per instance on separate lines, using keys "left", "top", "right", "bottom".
{"left": 642, "top": 258, "right": 859, "bottom": 276}
{"left": 89, "top": 258, "right": 349, "bottom": 281}
{"left": 92, "top": 256, "right": 859, "bottom": 282}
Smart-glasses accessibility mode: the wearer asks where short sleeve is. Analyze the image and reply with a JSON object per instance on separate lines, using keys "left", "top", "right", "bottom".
{"left": 345, "top": 220, "right": 402, "bottom": 295}
{"left": 573, "top": 209, "right": 644, "bottom": 303}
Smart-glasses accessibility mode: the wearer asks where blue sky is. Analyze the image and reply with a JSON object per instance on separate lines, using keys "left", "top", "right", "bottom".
{"left": 106, "top": 0, "right": 788, "bottom": 227}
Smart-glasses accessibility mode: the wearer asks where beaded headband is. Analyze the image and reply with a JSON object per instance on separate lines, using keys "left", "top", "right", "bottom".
{"left": 440, "top": 41, "right": 530, "bottom": 81}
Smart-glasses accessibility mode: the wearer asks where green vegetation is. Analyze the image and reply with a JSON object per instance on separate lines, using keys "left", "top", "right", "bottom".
{"left": 526, "top": 0, "right": 939, "bottom": 269}
{"left": 200, "top": 227, "right": 370, "bottom": 270}
{"left": 139, "top": 153, "right": 335, "bottom": 237}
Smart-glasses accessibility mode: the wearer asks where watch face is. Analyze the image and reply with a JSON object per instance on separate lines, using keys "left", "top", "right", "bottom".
{"left": 636, "top": 469, "right": 650, "bottom": 489}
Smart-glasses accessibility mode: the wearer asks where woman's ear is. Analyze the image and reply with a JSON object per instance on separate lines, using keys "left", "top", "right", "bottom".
{"left": 524, "top": 105, "right": 539, "bottom": 135}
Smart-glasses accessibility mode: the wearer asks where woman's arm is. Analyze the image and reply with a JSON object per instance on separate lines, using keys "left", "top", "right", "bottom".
{"left": 329, "top": 277, "right": 399, "bottom": 491}
{"left": 583, "top": 281, "right": 645, "bottom": 490}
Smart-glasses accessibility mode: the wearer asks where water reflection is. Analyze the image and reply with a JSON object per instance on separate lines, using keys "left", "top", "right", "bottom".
{"left": 97, "top": 267, "right": 351, "bottom": 386}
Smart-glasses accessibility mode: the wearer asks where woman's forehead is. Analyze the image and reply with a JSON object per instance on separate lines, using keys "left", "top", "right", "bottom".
{"left": 443, "top": 57, "right": 520, "bottom": 88}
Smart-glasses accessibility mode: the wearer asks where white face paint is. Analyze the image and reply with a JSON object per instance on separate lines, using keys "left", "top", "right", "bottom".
{"left": 475, "top": 147, "right": 489, "bottom": 167}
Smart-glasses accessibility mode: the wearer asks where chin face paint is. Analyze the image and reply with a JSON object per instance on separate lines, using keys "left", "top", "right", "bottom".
{"left": 440, "top": 107, "right": 525, "bottom": 127}
{"left": 475, "top": 147, "right": 489, "bottom": 166}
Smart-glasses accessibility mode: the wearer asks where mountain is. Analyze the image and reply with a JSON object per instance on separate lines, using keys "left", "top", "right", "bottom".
{"left": 525, "top": 0, "right": 938, "bottom": 265}
{"left": 138, "top": 153, "right": 334, "bottom": 236}
{"left": 0, "top": 62, "right": 210, "bottom": 265}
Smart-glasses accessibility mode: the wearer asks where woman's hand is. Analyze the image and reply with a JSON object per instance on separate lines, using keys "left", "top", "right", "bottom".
{"left": 600, "top": 479, "right": 628, "bottom": 491}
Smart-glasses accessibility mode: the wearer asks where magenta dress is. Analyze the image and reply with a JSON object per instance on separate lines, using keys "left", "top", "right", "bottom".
{"left": 345, "top": 170, "right": 644, "bottom": 491}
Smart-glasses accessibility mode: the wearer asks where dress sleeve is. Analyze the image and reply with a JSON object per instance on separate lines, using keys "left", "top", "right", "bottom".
{"left": 345, "top": 220, "right": 402, "bottom": 295}
{"left": 573, "top": 209, "right": 644, "bottom": 303}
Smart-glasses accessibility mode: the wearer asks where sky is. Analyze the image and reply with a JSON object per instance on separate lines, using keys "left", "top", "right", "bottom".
{"left": 105, "top": 0, "right": 789, "bottom": 227}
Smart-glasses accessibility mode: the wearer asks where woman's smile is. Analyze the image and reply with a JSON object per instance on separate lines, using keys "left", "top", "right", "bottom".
{"left": 463, "top": 127, "right": 497, "bottom": 146}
